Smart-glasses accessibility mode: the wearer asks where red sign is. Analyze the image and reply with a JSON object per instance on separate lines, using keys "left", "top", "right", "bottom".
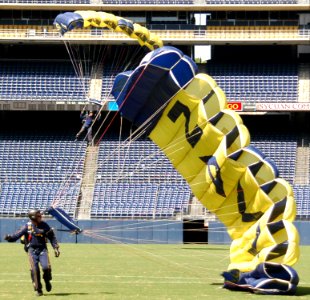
{"left": 227, "top": 102, "right": 243, "bottom": 111}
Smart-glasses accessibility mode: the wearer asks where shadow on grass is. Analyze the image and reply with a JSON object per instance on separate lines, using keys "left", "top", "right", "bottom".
{"left": 210, "top": 283, "right": 223, "bottom": 286}
{"left": 182, "top": 247, "right": 228, "bottom": 251}
{"left": 296, "top": 286, "right": 310, "bottom": 296}
{"left": 49, "top": 292, "right": 114, "bottom": 297}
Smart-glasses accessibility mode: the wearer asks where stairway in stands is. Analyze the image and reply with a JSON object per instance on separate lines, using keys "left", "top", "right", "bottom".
{"left": 76, "top": 146, "right": 99, "bottom": 219}
{"left": 294, "top": 137, "right": 310, "bottom": 185}
{"left": 88, "top": 62, "right": 104, "bottom": 102}
{"left": 298, "top": 63, "right": 310, "bottom": 103}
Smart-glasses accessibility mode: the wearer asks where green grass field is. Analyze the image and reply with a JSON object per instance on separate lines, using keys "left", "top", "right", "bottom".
{"left": 0, "top": 244, "right": 309, "bottom": 300}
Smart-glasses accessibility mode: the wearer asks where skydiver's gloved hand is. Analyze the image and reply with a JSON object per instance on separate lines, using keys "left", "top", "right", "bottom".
{"left": 54, "top": 247, "right": 60, "bottom": 258}
{"left": 4, "top": 234, "right": 11, "bottom": 241}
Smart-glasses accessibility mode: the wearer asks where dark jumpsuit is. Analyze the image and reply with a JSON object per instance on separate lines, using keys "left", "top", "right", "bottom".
{"left": 7, "top": 221, "right": 59, "bottom": 292}
{"left": 76, "top": 112, "right": 95, "bottom": 143}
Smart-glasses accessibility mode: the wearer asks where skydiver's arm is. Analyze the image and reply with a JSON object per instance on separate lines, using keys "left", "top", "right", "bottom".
{"left": 5, "top": 225, "right": 28, "bottom": 242}
{"left": 80, "top": 110, "right": 86, "bottom": 120}
{"left": 46, "top": 225, "right": 59, "bottom": 249}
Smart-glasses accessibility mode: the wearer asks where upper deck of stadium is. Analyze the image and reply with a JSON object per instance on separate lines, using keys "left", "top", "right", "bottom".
{"left": 0, "top": 0, "right": 309, "bottom": 11}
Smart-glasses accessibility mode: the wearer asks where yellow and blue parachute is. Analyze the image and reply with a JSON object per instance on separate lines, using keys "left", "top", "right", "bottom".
{"left": 111, "top": 46, "right": 300, "bottom": 295}
{"left": 54, "top": 11, "right": 163, "bottom": 50}
{"left": 54, "top": 12, "right": 300, "bottom": 295}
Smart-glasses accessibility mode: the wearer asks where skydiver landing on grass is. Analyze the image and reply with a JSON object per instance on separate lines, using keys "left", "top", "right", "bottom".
{"left": 4, "top": 209, "right": 60, "bottom": 297}
{"left": 75, "top": 110, "right": 100, "bottom": 145}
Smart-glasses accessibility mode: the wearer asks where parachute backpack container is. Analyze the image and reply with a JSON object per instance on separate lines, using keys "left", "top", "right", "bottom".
{"left": 54, "top": 12, "right": 300, "bottom": 295}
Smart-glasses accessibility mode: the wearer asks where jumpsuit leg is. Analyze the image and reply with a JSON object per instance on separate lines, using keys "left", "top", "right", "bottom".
{"left": 39, "top": 249, "right": 52, "bottom": 284}
{"left": 76, "top": 125, "right": 86, "bottom": 138}
{"left": 28, "top": 250, "right": 42, "bottom": 292}
{"left": 86, "top": 126, "right": 93, "bottom": 145}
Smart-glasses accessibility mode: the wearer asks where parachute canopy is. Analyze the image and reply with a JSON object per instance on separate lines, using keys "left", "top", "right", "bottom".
{"left": 111, "top": 46, "right": 300, "bottom": 295}
{"left": 54, "top": 11, "right": 163, "bottom": 50}
{"left": 47, "top": 207, "right": 82, "bottom": 234}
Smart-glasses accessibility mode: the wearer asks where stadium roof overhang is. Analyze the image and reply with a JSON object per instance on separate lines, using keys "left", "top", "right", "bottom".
{"left": 0, "top": 4, "right": 309, "bottom": 11}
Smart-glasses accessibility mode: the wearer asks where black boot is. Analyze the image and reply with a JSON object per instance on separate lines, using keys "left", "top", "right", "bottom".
{"left": 43, "top": 269, "right": 52, "bottom": 292}
{"left": 45, "top": 280, "right": 52, "bottom": 292}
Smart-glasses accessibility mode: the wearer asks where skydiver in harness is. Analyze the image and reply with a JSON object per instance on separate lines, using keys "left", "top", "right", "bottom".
{"left": 4, "top": 209, "right": 60, "bottom": 297}
{"left": 75, "top": 110, "right": 100, "bottom": 145}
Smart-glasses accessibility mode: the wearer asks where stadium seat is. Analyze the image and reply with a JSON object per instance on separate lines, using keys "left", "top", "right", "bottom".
{"left": 0, "top": 61, "right": 90, "bottom": 102}
{"left": 92, "top": 138, "right": 191, "bottom": 218}
{"left": 0, "top": 135, "right": 87, "bottom": 216}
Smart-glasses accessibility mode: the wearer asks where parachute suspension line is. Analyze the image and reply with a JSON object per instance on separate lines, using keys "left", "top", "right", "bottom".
{"left": 91, "top": 45, "right": 146, "bottom": 143}
{"left": 86, "top": 63, "right": 208, "bottom": 186}
{"left": 90, "top": 46, "right": 142, "bottom": 143}
{"left": 95, "top": 63, "right": 150, "bottom": 146}
{"left": 81, "top": 229, "right": 224, "bottom": 279}
{"left": 117, "top": 116, "right": 123, "bottom": 178}
{"left": 52, "top": 44, "right": 119, "bottom": 207}
{"left": 51, "top": 104, "right": 106, "bottom": 208}
{"left": 63, "top": 40, "right": 89, "bottom": 104}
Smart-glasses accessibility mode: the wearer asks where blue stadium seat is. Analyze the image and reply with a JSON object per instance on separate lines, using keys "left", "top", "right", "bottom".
{"left": 0, "top": 135, "right": 87, "bottom": 216}
{"left": 251, "top": 134, "right": 297, "bottom": 183}
{"left": 206, "top": 63, "right": 298, "bottom": 103}
{"left": 92, "top": 138, "right": 191, "bottom": 218}
{"left": 0, "top": 61, "right": 90, "bottom": 102}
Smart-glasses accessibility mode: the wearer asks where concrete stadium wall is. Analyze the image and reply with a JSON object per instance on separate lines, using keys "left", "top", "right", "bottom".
{"left": 0, "top": 219, "right": 183, "bottom": 244}
{"left": 208, "top": 221, "right": 310, "bottom": 245}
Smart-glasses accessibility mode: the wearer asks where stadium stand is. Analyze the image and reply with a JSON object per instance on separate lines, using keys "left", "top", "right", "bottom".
{"left": 101, "top": 68, "right": 116, "bottom": 101}
{"left": 205, "top": 26, "right": 302, "bottom": 40}
{"left": 0, "top": 61, "right": 90, "bottom": 102}
{"left": 100, "top": 62, "right": 300, "bottom": 104}
{"left": 204, "top": 0, "right": 299, "bottom": 4}
{"left": 91, "top": 139, "right": 191, "bottom": 218}
{"left": 0, "top": 0, "right": 90, "bottom": 3}
{"left": 0, "top": 0, "right": 305, "bottom": 3}
{"left": 101, "top": 0, "right": 194, "bottom": 4}
{"left": 0, "top": 1, "right": 309, "bottom": 224}
{"left": 207, "top": 63, "right": 299, "bottom": 103}
{"left": 0, "top": 135, "right": 87, "bottom": 216}
{"left": 91, "top": 183, "right": 191, "bottom": 218}
{"left": 0, "top": 132, "right": 307, "bottom": 219}
{"left": 251, "top": 135, "right": 297, "bottom": 183}
{"left": 294, "top": 185, "right": 310, "bottom": 218}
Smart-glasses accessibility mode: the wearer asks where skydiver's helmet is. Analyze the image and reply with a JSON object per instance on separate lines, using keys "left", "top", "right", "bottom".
{"left": 28, "top": 209, "right": 42, "bottom": 222}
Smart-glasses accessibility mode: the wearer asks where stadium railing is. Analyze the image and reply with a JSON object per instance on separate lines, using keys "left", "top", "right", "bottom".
{"left": 0, "top": 26, "right": 309, "bottom": 41}
{"left": 0, "top": 0, "right": 307, "bottom": 4}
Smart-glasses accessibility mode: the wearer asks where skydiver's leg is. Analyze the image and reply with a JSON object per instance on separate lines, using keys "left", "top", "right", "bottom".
{"left": 86, "top": 127, "right": 93, "bottom": 145}
{"left": 28, "top": 250, "right": 42, "bottom": 294}
{"left": 29, "top": 269, "right": 35, "bottom": 291}
{"left": 76, "top": 125, "right": 86, "bottom": 139}
{"left": 39, "top": 249, "right": 52, "bottom": 292}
